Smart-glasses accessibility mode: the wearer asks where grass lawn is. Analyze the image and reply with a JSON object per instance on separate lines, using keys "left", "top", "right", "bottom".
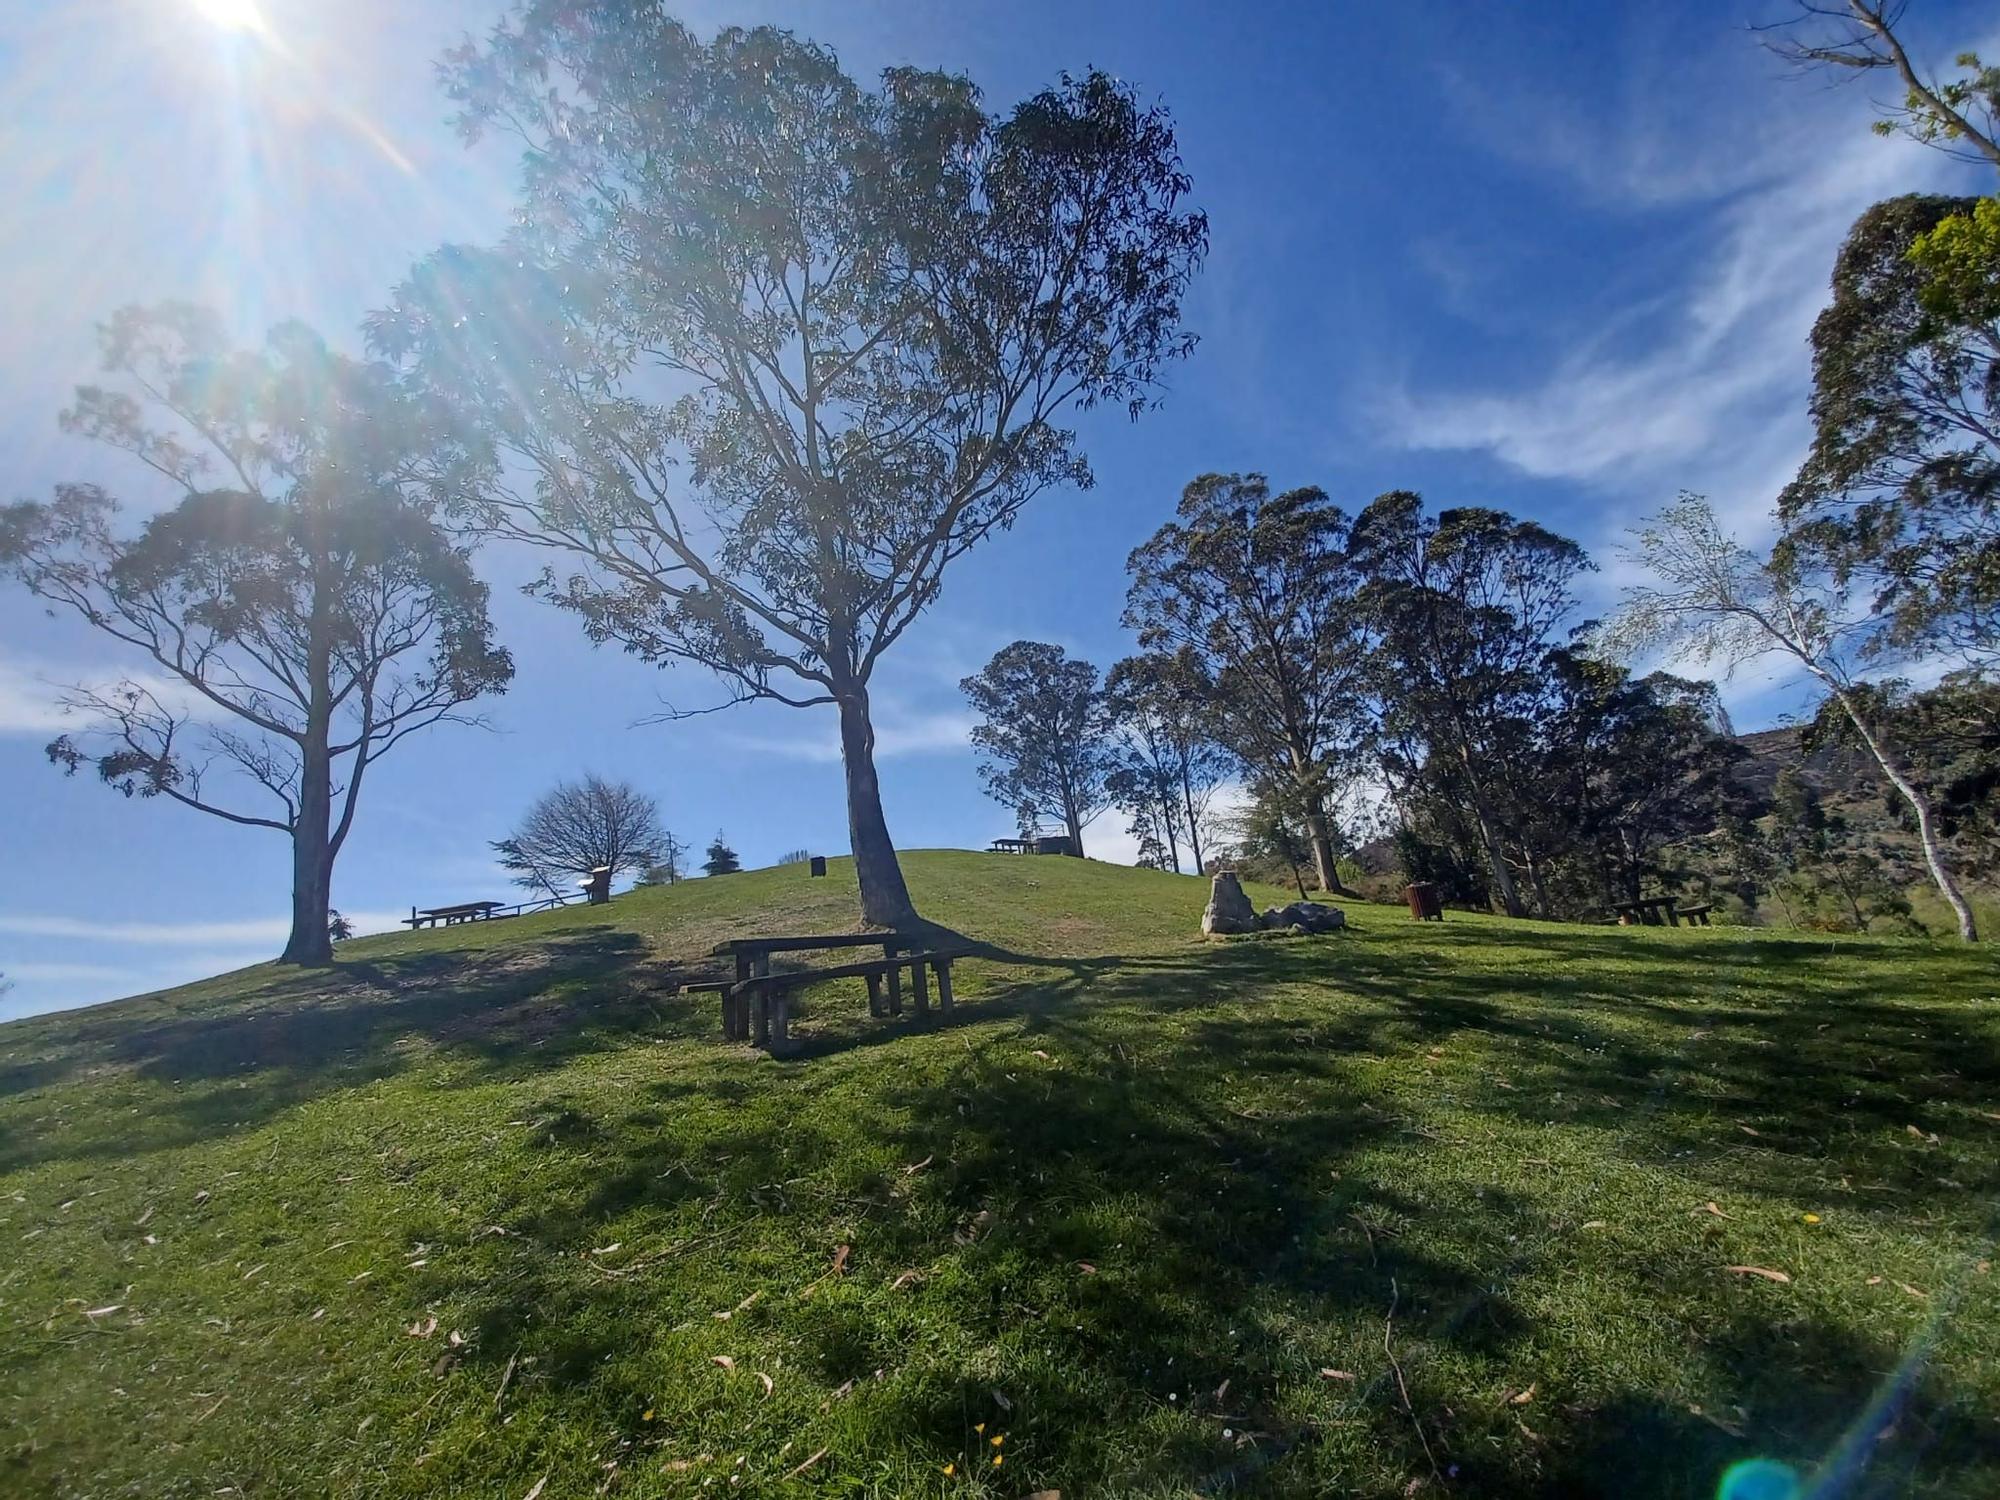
{"left": 2, "top": 850, "right": 1997, "bottom": 1498}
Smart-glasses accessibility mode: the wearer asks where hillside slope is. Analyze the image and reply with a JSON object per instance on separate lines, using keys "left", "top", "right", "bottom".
{"left": 2, "top": 853, "right": 1998, "bottom": 1499}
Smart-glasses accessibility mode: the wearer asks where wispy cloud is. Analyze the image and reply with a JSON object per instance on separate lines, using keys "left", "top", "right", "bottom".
{"left": 0, "top": 909, "right": 408, "bottom": 945}
{"left": 720, "top": 706, "right": 975, "bottom": 764}
{"left": 1381, "top": 59, "right": 1977, "bottom": 542}
{"left": 0, "top": 651, "right": 224, "bottom": 737}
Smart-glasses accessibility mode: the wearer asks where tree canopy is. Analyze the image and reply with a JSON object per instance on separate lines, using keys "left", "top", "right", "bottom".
{"left": 0, "top": 304, "right": 512, "bottom": 965}
{"left": 369, "top": 7, "right": 1205, "bottom": 925}
{"left": 962, "top": 640, "right": 1114, "bottom": 857}
{"left": 1125, "top": 475, "right": 1364, "bottom": 891}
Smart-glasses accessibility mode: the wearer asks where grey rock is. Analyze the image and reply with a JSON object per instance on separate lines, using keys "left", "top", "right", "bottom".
{"left": 1201, "top": 872, "right": 1260, "bottom": 935}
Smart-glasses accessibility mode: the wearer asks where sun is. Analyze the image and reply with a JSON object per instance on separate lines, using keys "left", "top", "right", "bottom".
{"left": 187, "top": 0, "right": 269, "bottom": 35}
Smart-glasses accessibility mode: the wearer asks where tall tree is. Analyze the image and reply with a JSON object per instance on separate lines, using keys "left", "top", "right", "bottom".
{"left": 493, "top": 774, "right": 667, "bottom": 895}
{"left": 1125, "top": 475, "right": 1366, "bottom": 892}
{"left": 1105, "top": 651, "right": 1233, "bottom": 874}
{"left": 962, "top": 641, "right": 1114, "bottom": 857}
{"left": 637, "top": 829, "right": 692, "bottom": 886}
{"left": 0, "top": 305, "right": 512, "bottom": 966}
{"left": 1778, "top": 194, "right": 2000, "bottom": 669}
{"left": 370, "top": 10, "right": 1205, "bottom": 927}
{"left": 1602, "top": 493, "right": 1978, "bottom": 940}
{"left": 1349, "top": 492, "right": 1591, "bottom": 919}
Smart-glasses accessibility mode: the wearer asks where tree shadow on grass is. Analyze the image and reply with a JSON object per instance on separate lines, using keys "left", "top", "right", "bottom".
{"left": 0, "top": 928, "right": 667, "bottom": 1172}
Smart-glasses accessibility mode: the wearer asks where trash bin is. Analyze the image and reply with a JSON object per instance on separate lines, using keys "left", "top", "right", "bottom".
{"left": 1404, "top": 882, "right": 1443, "bottom": 921}
{"left": 809, "top": 855, "right": 827, "bottom": 877}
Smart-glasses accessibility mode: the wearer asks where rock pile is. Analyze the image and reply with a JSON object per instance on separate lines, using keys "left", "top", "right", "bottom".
{"left": 1201, "top": 873, "right": 1345, "bottom": 937}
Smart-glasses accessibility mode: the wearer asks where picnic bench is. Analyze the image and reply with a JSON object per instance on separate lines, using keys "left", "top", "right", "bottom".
{"left": 689, "top": 933, "right": 955, "bottom": 1052}
{"left": 405, "top": 900, "right": 507, "bottom": 928}
{"left": 1610, "top": 896, "right": 1713, "bottom": 928}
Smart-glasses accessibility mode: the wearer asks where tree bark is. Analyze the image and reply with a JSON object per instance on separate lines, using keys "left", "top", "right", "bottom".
{"left": 1829, "top": 685, "right": 1978, "bottom": 942}
{"left": 279, "top": 588, "right": 335, "bottom": 966}
{"left": 1180, "top": 764, "right": 1206, "bottom": 875}
{"left": 836, "top": 683, "right": 919, "bottom": 927}
{"left": 1458, "top": 747, "right": 1525, "bottom": 917}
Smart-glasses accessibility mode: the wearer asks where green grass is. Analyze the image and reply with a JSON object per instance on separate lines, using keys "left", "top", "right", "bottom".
{"left": 2, "top": 851, "right": 1998, "bottom": 1498}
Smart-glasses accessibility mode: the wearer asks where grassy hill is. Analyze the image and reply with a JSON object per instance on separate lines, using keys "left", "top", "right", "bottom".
{"left": 3, "top": 852, "right": 1998, "bottom": 1499}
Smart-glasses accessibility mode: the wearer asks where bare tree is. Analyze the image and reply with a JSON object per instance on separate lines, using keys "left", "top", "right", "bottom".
{"left": 493, "top": 775, "right": 666, "bottom": 896}
{"left": 1761, "top": 2, "right": 2000, "bottom": 168}
{"left": 0, "top": 305, "right": 513, "bottom": 965}
{"left": 1601, "top": 493, "right": 1978, "bottom": 941}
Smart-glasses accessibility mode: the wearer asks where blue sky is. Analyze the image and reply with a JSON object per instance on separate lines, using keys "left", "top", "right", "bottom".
{"left": 1, "top": 0, "right": 1991, "bottom": 1019}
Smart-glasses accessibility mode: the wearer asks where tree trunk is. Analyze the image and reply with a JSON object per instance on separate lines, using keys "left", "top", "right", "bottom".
{"left": 1830, "top": 686, "right": 1978, "bottom": 941}
{"left": 1458, "top": 748, "right": 1524, "bottom": 917}
{"left": 1181, "top": 766, "right": 1206, "bottom": 875}
{"left": 279, "top": 604, "right": 335, "bottom": 965}
{"left": 837, "top": 684, "right": 919, "bottom": 927}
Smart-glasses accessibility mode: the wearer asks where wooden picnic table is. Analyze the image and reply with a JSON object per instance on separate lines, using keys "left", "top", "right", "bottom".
{"left": 406, "top": 901, "right": 507, "bottom": 929}
{"left": 1610, "top": 895, "right": 1684, "bottom": 928}
{"left": 701, "top": 932, "right": 953, "bottom": 1051}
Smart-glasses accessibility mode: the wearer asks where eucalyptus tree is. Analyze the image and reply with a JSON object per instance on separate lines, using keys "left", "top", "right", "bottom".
{"left": 0, "top": 305, "right": 513, "bottom": 965}
{"left": 370, "top": 8, "right": 1205, "bottom": 926}
{"left": 1604, "top": 493, "right": 1978, "bottom": 941}
{"left": 962, "top": 641, "right": 1115, "bottom": 857}
{"left": 1105, "top": 650, "right": 1233, "bottom": 874}
{"left": 1348, "top": 493, "right": 1591, "bottom": 919}
{"left": 1778, "top": 194, "right": 2000, "bottom": 670}
{"left": 1125, "top": 475, "right": 1366, "bottom": 892}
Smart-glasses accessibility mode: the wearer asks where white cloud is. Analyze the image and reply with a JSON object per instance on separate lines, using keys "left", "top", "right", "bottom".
{"left": 1380, "top": 80, "right": 1977, "bottom": 542}
{"left": 0, "top": 908, "right": 407, "bottom": 946}
{"left": 721, "top": 706, "right": 975, "bottom": 764}
{"left": 0, "top": 652, "right": 225, "bottom": 737}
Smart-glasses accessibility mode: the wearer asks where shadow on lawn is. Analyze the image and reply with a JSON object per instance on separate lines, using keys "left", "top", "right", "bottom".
{"left": 0, "top": 928, "right": 670, "bottom": 1172}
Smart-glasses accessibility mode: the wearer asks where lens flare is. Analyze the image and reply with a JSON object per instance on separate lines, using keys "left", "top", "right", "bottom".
{"left": 188, "top": 0, "right": 269, "bottom": 35}
{"left": 1718, "top": 1458, "right": 1800, "bottom": 1500}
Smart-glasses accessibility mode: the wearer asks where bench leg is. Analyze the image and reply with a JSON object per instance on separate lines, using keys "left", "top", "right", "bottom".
{"left": 770, "top": 993, "right": 790, "bottom": 1052}
{"left": 865, "top": 971, "right": 885, "bottom": 1018}
{"left": 912, "top": 959, "right": 930, "bottom": 1019}
{"left": 886, "top": 964, "right": 903, "bottom": 1016}
{"left": 753, "top": 985, "right": 771, "bottom": 1048}
{"left": 935, "top": 958, "right": 953, "bottom": 1015}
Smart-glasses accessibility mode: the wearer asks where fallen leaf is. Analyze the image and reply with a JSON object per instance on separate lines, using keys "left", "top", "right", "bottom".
{"left": 711, "top": 1355, "right": 736, "bottom": 1371}
{"left": 830, "top": 1244, "right": 851, "bottom": 1277}
{"left": 991, "top": 1389, "right": 1013, "bottom": 1411}
{"left": 590, "top": 1242, "right": 622, "bottom": 1256}
{"left": 1214, "top": 1377, "right": 1231, "bottom": 1403}
{"left": 1075, "top": 1261, "right": 1097, "bottom": 1275}
{"left": 1697, "top": 1202, "right": 1730, "bottom": 1219}
{"left": 1896, "top": 1281, "right": 1929, "bottom": 1300}
{"left": 890, "top": 1270, "right": 923, "bottom": 1290}
{"left": 1867, "top": 1276, "right": 1884, "bottom": 1286}
{"left": 757, "top": 1371, "right": 775, "bottom": 1397}
{"left": 1580, "top": 1220, "right": 1608, "bottom": 1231}
{"left": 1023, "top": 1492, "right": 1061, "bottom": 1500}
{"left": 1508, "top": 1383, "right": 1536, "bottom": 1406}
{"left": 1724, "top": 1265, "right": 1791, "bottom": 1283}
{"left": 406, "top": 1316, "right": 438, "bottom": 1338}
{"left": 83, "top": 1304, "right": 123, "bottom": 1319}
{"left": 523, "top": 1480, "right": 547, "bottom": 1500}
{"left": 1319, "top": 1368, "right": 1356, "bottom": 1381}
{"left": 1737, "top": 1124, "right": 1761, "bottom": 1137}
{"left": 735, "top": 1291, "right": 763, "bottom": 1313}
{"left": 1033, "top": 1049, "right": 1051, "bottom": 1060}
{"left": 783, "top": 1448, "right": 828, "bottom": 1479}
{"left": 902, "top": 1155, "right": 934, "bottom": 1175}
{"left": 1803, "top": 1213, "right": 1821, "bottom": 1224}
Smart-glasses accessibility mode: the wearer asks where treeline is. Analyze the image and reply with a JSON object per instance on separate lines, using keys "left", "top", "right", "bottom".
{"left": 962, "top": 481, "right": 1752, "bottom": 921}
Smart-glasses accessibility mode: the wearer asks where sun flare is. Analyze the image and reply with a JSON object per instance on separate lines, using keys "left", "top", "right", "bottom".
{"left": 187, "top": 0, "right": 269, "bottom": 35}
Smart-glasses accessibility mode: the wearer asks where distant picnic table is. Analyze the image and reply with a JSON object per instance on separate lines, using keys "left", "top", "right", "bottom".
{"left": 686, "top": 932, "right": 956, "bottom": 1052}
{"left": 406, "top": 901, "right": 508, "bottom": 928}
{"left": 1610, "top": 896, "right": 1713, "bottom": 928}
